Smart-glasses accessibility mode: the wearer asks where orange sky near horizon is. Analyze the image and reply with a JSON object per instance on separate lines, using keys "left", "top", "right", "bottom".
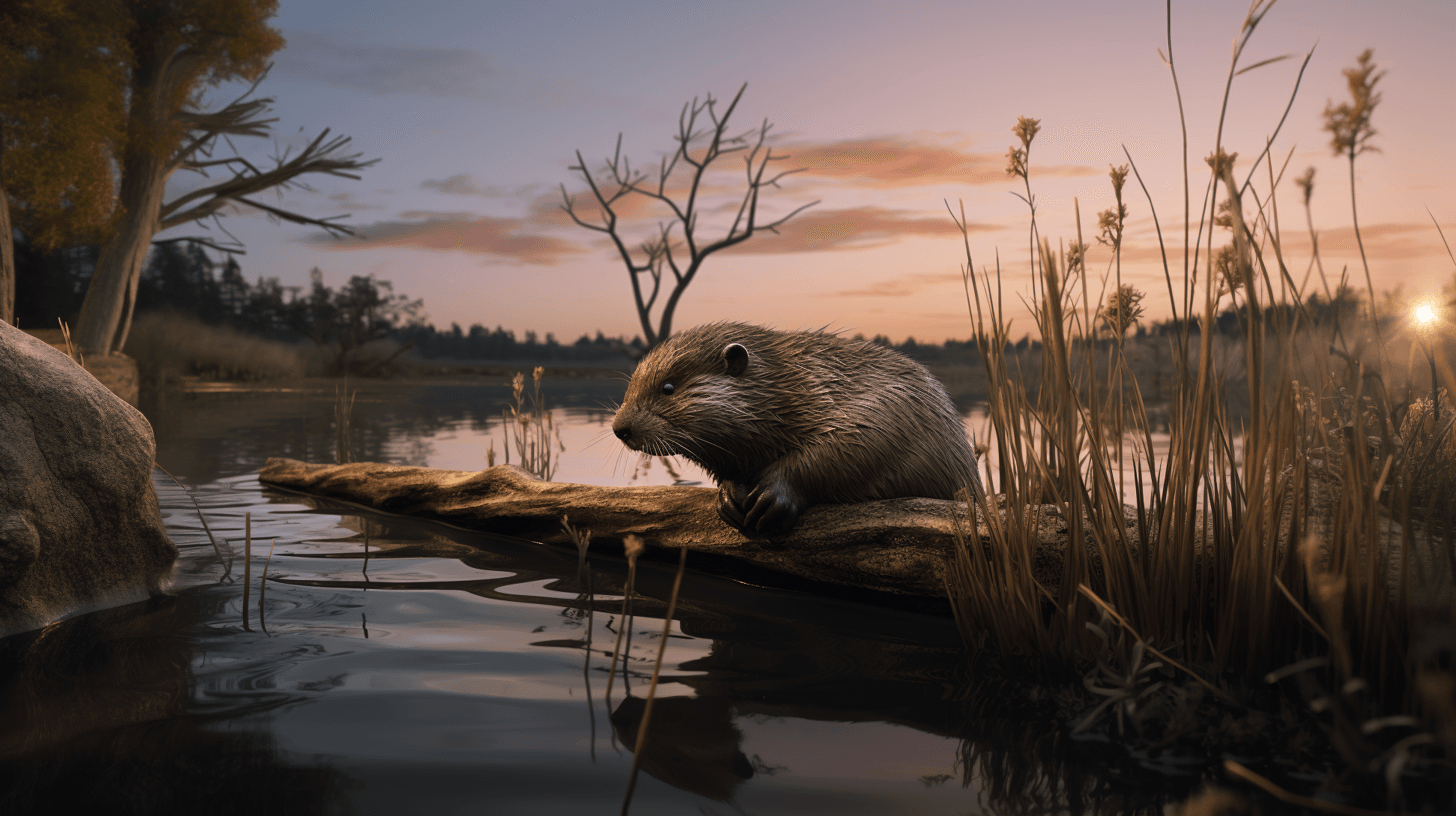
{"left": 166, "top": 0, "right": 1456, "bottom": 344}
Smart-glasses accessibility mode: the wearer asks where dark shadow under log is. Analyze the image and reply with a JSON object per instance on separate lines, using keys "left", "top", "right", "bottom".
{"left": 258, "top": 458, "right": 1139, "bottom": 605}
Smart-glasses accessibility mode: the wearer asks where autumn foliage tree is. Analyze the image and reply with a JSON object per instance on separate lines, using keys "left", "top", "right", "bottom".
{"left": 2, "top": 0, "right": 377, "bottom": 352}
{"left": 0, "top": 0, "right": 125, "bottom": 325}
{"left": 80, "top": 0, "right": 381, "bottom": 354}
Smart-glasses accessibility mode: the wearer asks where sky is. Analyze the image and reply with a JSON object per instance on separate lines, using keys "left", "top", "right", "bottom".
{"left": 167, "top": 0, "right": 1456, "bottom": 344}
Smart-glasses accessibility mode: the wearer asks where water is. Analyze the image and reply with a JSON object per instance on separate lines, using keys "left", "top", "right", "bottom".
{"left": 0, "top": 376, "right": 1193, "bottom": 814}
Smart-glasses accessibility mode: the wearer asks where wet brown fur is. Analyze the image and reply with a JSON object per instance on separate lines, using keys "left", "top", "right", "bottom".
{"left": 612, "top": 322, "right": 984, "bottom": 535}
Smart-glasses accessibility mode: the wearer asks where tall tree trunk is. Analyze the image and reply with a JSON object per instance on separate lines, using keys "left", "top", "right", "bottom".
{"left": 74, "top": 34, "right": 180, "bottom": 355}
{"left": 0, "top": 187, "right": 13, "bottom": 327}
{"left": 74, "top": 151, "right": 167, "bottom": 353}
{"left": 0, "top": 124, "right": 11, "bottom": 327}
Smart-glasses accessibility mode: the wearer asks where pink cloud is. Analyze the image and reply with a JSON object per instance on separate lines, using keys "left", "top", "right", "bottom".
{"left": 832, "top": 272, "right": 969, "bottom": 298}
{"left": 726, "top": 205, "right": 996, "bottom": 254}
{"left": 785, "top": 135, "right": 1099, "bottom": 187}
{"left": 317, "top": 211, "right": 586, "bottom": 264}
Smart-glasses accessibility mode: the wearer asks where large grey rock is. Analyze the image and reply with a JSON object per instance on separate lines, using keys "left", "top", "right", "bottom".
{"left": 0, "top": 321, "right": 176, "bottom": 637}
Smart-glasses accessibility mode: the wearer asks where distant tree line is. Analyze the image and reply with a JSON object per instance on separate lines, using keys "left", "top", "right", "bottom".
{"left": 12, "top": 232, "right": 1422, "bottom": 371}
{"left": 396, "top": 323, "right": 646, "bottom": 363}
{"left": 12, "top": 238, "right": 645, "bottom": 365}
{"left": 14, "top": 237, "right": 423, "bottom": 373}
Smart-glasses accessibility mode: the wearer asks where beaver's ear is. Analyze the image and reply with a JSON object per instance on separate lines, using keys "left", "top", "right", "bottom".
{"left": 722, "top": 343, "right": 748, "bottom": 377}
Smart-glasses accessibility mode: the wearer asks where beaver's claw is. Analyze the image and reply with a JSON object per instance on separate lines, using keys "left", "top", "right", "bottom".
{"left": 716, "top": 473, "right": 805, "bottom": 537}
{"left": 716, "top": 481, "right": 751, "bottom": 530}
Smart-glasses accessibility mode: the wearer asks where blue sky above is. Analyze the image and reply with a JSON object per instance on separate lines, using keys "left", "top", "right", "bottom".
{"left": 166, "top": 0, "right": 1456, "bottom": 342}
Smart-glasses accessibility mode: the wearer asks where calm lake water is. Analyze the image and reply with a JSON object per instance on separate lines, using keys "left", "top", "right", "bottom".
{"left": 0, "top": 375, "right": 1191, "bottom": 815}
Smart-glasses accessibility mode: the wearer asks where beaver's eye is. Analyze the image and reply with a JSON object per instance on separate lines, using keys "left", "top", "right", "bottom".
{"left": 661, "top": 382, "right": 675, "bottom": 395}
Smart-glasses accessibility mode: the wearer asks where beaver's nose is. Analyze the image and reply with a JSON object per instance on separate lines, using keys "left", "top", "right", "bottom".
{"left": 614, "top": 425, "right": 632, "bottom": 442}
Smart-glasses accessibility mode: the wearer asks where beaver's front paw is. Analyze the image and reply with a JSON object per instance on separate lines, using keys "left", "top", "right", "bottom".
{"left": 717, "top": 472, "right": 805, "bottom": 537}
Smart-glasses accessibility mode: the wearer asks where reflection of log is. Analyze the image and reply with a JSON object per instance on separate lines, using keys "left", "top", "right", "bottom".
{"left": 259, "top": 458, "right": 1138, "bottom": 601}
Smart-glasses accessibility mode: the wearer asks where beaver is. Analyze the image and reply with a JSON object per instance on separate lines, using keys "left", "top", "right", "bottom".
{"left": 611, "top": 322, "right": 984, "bottom": 536}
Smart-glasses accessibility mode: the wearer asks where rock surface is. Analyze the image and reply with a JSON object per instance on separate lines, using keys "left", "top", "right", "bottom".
{"left": 21, "top": 328, "right": 139, "bottom": 406}
{"left": 0, "top": 322, "right": 176, "bottom": 636}
{"left": 258, "top": 457, "right": 1137, "bottom": 604}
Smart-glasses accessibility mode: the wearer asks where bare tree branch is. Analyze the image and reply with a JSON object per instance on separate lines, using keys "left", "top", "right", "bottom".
{"left": 170, "top": 71, "right": 277, "bottom": 171}
{"left": 159, "top": 127, "right": 377, "bottom": 233}
{"left": 142, "top": 66, "right": 377, "bottom": 240}
{"left": 233, "top": 195, "right": 360, "bottom": 236}
{"left": 150, "top": 235, "right": 246, "bottom": 255}
{"left": 560, "top": 83, "right": 815, "bottom": 347}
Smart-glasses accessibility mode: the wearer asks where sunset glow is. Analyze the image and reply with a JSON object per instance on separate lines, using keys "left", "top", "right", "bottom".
{"left": 174, "top": 0, "right": 1456, "bottom": 344}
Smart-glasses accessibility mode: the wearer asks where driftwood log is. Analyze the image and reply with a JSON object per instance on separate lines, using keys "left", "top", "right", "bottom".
{"left": 258, "top": 458, "right": 1138, "bottom": 604}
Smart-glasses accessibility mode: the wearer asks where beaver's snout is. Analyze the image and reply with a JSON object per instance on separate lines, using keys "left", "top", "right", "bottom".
{"left": 612, "top": 412, "right": 643, "bottom": 449}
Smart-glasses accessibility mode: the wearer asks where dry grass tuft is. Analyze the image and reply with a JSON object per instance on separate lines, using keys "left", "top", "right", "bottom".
{"left": 1398, "top": 390, "right": 1456, "bottom": 507}
{"left": 125, "top": 311, "right": 310, "bottom": 382}
{"left": 493, "top": 367, "right": 565, "bottom": 480}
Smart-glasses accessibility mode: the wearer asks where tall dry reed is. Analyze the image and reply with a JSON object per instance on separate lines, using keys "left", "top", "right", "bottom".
{"left": 488, "top": 367, "right": 566, "bottom": 480}
{"left": 946, "top": 0, "right": 1451, "bottom": 804}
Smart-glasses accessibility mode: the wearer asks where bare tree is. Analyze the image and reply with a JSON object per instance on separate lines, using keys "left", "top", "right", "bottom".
{"left": 560, "top": 83, "right": 815, "bottom": 348}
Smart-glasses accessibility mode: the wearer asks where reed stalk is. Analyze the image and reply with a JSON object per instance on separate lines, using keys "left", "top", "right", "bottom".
{"left": 604, "top": 535, "right": 644, "bottom": 711}
{"left": 334, "top": 382, "right": 355, "bottom": 465}
{"left": 258, "top": 537, "right": 275, "bottom": 634}
{"left": 620, "top": 545, "right": 687, "bottom": 815}
{"left": 57, "top": 318, "right": 83, "bottom": 367}
{"left": 501, "top": 367, "right": 565, "bottom": 480}
{"left": 153, "top": 462, "right": 231, "bottom": 578}
{"left": 242, "top": 511, "right": 252, "bottom": 632}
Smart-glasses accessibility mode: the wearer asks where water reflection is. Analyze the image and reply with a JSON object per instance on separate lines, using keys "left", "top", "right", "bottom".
{"left": 611, "top": 695, "right": 754, "bottom": 801}
{"left": 0, "top": 380, "right": 1211, "bottom": 814}
{"left": 265, "top": 491, "right": 1200, "bottom": 814}
{"left": 0, "top": 476, "right": 1198, "bottom": 815}
{"left": 0, "top": 595, "right": 340, "bottom": 815}
{"left": 143, "top": 377, "right": 628, "bottom": 485}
